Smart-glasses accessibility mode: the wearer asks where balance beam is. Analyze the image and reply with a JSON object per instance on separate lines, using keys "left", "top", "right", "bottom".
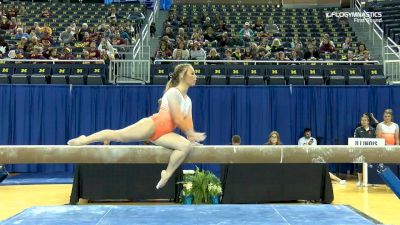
{"left": 0, "top": 145, "right": 399, "bottom": 164}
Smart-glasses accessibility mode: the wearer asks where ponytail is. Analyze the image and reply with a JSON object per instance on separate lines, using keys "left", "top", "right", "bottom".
{"left": 164, "top": 63, "right": 192, "bottom": 93}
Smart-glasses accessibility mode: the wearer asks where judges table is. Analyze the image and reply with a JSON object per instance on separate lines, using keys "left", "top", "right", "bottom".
{"left": 69, "top": 164, "right": 182, "bottom": 204}
{"left": 221, "top": 164, "right": 334, "bottom": 204}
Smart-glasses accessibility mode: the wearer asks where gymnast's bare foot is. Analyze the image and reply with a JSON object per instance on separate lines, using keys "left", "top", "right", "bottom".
{"left": 67, "top": 135, "right": 87, "bottom": 146}
{"left": 156, "top": 170, "right": 169, "bottom": 189}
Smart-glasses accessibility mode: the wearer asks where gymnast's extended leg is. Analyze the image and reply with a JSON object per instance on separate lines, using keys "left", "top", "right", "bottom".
{"left": 68, "top": 118, "right": 155, "bottom": 145}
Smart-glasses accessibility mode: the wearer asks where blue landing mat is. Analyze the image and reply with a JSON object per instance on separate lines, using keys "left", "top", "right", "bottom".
{"left": 0, "top": 205, "right": 378, "bottom": 225}
{"left": 0, "top": 173, "right": 73, "bottom": 186}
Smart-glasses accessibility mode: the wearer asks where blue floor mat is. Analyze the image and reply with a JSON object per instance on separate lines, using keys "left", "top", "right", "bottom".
{"left": 0, "top": 205, "right": 379, "bottom": 225}
{"left": 0, "top": 173, "right": 73, "bottom": 186}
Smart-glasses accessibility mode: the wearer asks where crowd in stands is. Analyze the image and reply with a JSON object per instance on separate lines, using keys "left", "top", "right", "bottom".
{"left": 154, "top": 8, "right": 373, "bottom": 63}
{"left": 0, "top": 2, "right": 146, "bottom": 63}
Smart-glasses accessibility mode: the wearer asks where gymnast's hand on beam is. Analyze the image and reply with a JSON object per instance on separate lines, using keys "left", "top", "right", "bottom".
{"left": 186, "top": 131, "right": 206, "bottom": 143}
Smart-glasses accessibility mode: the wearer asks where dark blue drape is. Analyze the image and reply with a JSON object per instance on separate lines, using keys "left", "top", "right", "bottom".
{"left": 1, "top": 85, "right": 399, "bottom": 174}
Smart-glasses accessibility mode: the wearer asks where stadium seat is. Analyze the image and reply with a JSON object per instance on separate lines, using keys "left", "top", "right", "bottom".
{"left": 364, "top": 65, "right": 386, "bottom": 85}
{"left": 343, "top": 67, "right": 364, "bottom": 85}
{"left": 30, "top": 66, "right": 51, "bottom": 84}
{"left": 151, "top": 64, "right": 170, "bottom": 85}
{"left": 246, "top": 66, "right": 266, "bottom": 85}
{"left": 266, "top": 66, "right": 285, "bottom": 85}
{"left": 304, "top": 67, "right": 324, "bottom": 85}
{"left": 325, "top": 68, "right": 345, "bottom": 85}
{"left": 87, "top": 66, "right": 105, "bottom": 85}
{"left": 209, "top": 66, "right": 227, "bottom": 85}
{"left": 69, "top": 67, "right": 88, "bottom": 85}
{"left": 0, "top": 65, "right": 14, "bottom": 84}
{"left": 192, "top": 64, "right": 209, "bottom": 85}
{"left": 227, "top": 66, "right": 246, "bottom": 85}
{"left": 285, "top": 67, "right": 304, "bottom": 85}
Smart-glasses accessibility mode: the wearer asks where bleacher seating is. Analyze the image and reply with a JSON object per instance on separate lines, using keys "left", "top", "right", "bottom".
{"left": 151, "top": 63, "right": 386, "bottom": 85}
{"left": 0, "top": 64, "right": 107, "bottom": 85}
{"left": 368, "top": 1, "right": 400, "bottom": 44}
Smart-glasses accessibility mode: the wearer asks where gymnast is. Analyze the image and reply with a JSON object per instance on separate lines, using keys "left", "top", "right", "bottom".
{"left": 67, "top": 63, "right": 206, "bottom": 189}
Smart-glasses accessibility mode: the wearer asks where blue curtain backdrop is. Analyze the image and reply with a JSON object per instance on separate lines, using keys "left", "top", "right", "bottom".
{"left": 1, "top": 85, "right": 399, "bottom": 174}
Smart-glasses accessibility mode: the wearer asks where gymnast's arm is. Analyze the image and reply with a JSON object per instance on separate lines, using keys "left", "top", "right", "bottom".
{"left": 166, "top": 90, "right": 206, "bottom": 142}
{"left": 395, "top": 124, "right": 399, "bottom": 145}
{"left": 375, "top": 123, "right": 382, "bottom": 138}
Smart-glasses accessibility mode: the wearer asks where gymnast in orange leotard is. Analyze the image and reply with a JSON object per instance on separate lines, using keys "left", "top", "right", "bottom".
{"left": 376, "top": 109, "right": 399, "bottom": 145}
{"left": 68, "top": 64, "right": 206, "bottom": 189}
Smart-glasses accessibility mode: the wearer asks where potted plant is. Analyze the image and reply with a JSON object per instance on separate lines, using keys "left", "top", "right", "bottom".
{"left": 181, "top": 181, "right": 193, "bottom": 204}
{"left": 180, "top": 167, "right": 222, "bottom": 204}
{"left": 208, "top": 182, "right": 222, "bottom": 204}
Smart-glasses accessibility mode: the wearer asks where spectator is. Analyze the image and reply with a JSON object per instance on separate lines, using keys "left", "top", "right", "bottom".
{"left": 41, "top": 7, "right": 52, "bottom": 18}
{"left": 266, "top": 131, "right": 281, "bottom": 145}
{"left": 256, "top": 47, "right": 270, "bottom": 60}
{"left": 165, "top": 13, "right": 180, "bottom": 27}
{"left": 34, "top": 26, "right": 43, "bottom": 39}
{"left": 202, "top": 17, "right": 213, "bottom": 30}
{"left": 59, "top": 47, "right": 75, "bottom": 60}
{"left": 15, "top": 28, "right": 30, "bottom": 40}
{"left": 119, "top": 26, "right": 130, "bottom": 43}
{"left": 89, "top": 42, "right": 101, "bottom": 59}
{"left": 0, "top": 37, "right": 9, "bottom": 58}
{"left": 342, "top": 49, "right": 355, "bottom": 61}
{"left": 26, "top": 36, "right": 40, "bottom": 53}
{"left": 127, "top": 7, "right": 145, "bottom": 22}
{"left": 275, "top": 51, "right": 289, "bottom": 61}
{"left": 232, "top": 47, "right": 241, "bottom": 60}
{"left": 108, "top": 5, "right": 120, "bottom": 21}
{"left": 111, "top": 32, "right": 126, "bottom": 46}
{"left": 189, "top": 41, "right": 206, "bottom": 60}
{"left": 319, "top": 35, "right": 336, "bottom": 53}
{"left": 264, "top": 18, "right": 279, "bottom": 35}
{"left": 216, "top": 20, "right": 229, "bottom": 33}
{"left": 77, "top": 23, "right": 89, "bottom": 41}
{"left": 298, "top": 128, "right": 317, "bottom": 146}
{"left": 249, "top": 42, "right": 258, "bottom": 59}
{"left": 354, "top": 113, "right": 376, "bottom": 186}
{"left": 232, "top": 135, "right": 241, "bottom": 145}
{"left": 59, "top": 27, "right": 75, "bottom": 45}
{"left": 163, "top": 26, "right": 175, "bottom": 40}
{"left": 173, "top": 41, "right": 189, "bottom": 60}
{"left": 6, "top": 5, "right": 17, "bottom": 19}
{"left": 359, "top": 50, "right": 372, "bottom": 64}
{"left": 42, "top": 23, "right": 53, "bottom": 37}
{"left": 241, "top": 47, "right": 253, "bottom": 60}
{"left": 270, "top": 38, "right": 284, "bottom": 53}
{"left": 223, "top": 48, "right": 235, "bottom": 61}
{"left": 9, "top": 17, "right": 17, "bottom": 30}
{"left": 304, "top": 44, "right": 320, "bottom": 60}
{"left": 239, "top": 22, "right": 254, "bottom": 42}
{"left": 217, "top": 32, "right": 230, "bottom": 48}
{"left": 289, "top": 49, "right": 302, "bottom": 61}
{"left": 30, "top": 46, "right": 46, "bottom": 60}
{"left": 177, "top": 27, "right": 188, "bottom": 41}
{"left": 48, "top": 48, "right": 59, "bottom": 60}
{"left": 290, "top": 34, "right": 303, "bottom": 49}
{"left": 150, "top": 22, "right": 156, "bottom": 38}
{"left": 0, "top": 16, "right": 9, "bottom": 30}
{"left": 259, "top": 37, "right": 271, "bottom": 51}
{"left": 16, "top": 36, "right": 28, "bottom": 52}
{"left": 28, "top": 22, "right": 41, "bottom": 34}
{"left": 293, "top": 42, "right": 304, "bottom": 59}
{"left": 376, "top": 109, "right": 399, "bottom": 145}
{"left": 204, "top": 27, "right": 217, "bottom": 44}
{"left": 253, "top": 18, "right": 264, "bottom": 33}
{"left": 156, "top": 40, "right": 172, "bottom": 59}
{"left": 98, "top": 38, "right": 116, "bottom": 60}
{"left": 356, "top": 43, "right": 367, "bottom": 57}
{"left": 206, "top": 48, "right": 221, "bottom": 63}
{"left": 40, "top": 31, "right": 54, "bottom": 47}
{"left": 82, "top": 49, "right": 92, "bottom": 63}
{"left": 342, "top": 37, "right": 352, "bottom": 51}
{"left": 228, "top": 32, "right": 244, "bottom": 47}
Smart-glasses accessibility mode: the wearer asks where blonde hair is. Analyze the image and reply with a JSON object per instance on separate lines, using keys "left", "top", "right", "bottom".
{"left": 267, "top": 131, "right": 281, "bottom": 145}
{"left": 384, "top": 109, "right": 393, "bottom": 120}
{"left": 164, "top": 63, "right": 192, "bottom": 93}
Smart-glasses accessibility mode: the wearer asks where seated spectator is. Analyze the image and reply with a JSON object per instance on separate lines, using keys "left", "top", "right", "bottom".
{"left": 253, "top": 18, "right": 264, "bottom": 34}
{"left": 218, "top": 32, "right": 230, "bottom": 48}
{"left": 289, "top": 49, "right": 302, "bottom": 61}
{"left": 150, "top": 22, "right": 156, "bottom": 38}
{"left": 27, "top": 22, "right": 41, "bottom": 34}
{"left": 0, "top": 37, "right": 9, "bottom": 59}
{"left": 26, "top": 36, "right": 40, "bottom": 53}
{"left": 259, "top": 37, "right": 271, "bottom": 51}
{"left": 48, "top": 48, "right": 59, "bottom": 60}
{"left": 107, "top": 5, "right": 120, "bottom": 21}
{"left": 298, "top": 128, "right": 317, "bottom": 146}
{"left": 177, "top": 27, "right": 188, "bottom": 41}
{"left": 163, "top": 26, "right": 175, "bottom": 40}
{"left": 239, "top": 22, "right": 254, "bottom": 42}
{"left": 59, "top": 27, "right": 75, "bottom": 45}
{"left": 341, "top": 49, "right": 356, "bottom": 61}
{"left": 206, "top": 48, "right": 221, "bottom": 63}
{"left": 200, "top": 11, "right": 209, "bottom": 24}
{"left": 0, "top": 16, "right": 10, "bottom": 30}
{"left": 6, "top": 5, "right": 18, "bottom": 19}
{"left": 290, "top": 34, "right": 303, "bottom": 49}
{"left": 241, "top": 47, "right": 254, "bottom": 60}
{"left": 189, "top": 41, "right": 206, "bottom": 60}
{"left": 18, "top": 5, "right": 27, "bottom": 17}
{"left": 9, "top": 17, "right": 17, "bottom": 30}
{"left": 112, "top": 32, "right": 126, "bottom": 46}
{"left": 228, "top": 33, "right": 244, "bottom": 47}
{"left": 35, "top": 26, "right": 43, "bottom": 39}
{"left": 342, "top": 37, "right": 352, "bottom": 51}
{"left": 81, "top": 49, "right": 92, "bottom": 63}
{"left": 304, "top": 44, "right": 320, "bottom": 60}
{"left": 319, "top": 34, "right": 336, "bottom": 53}
{"left": 204, "top": 27, "right": 217, "bottom": 43}
{"left": 265, "top": 131, "right": 281, "bottom": 145}
{"left": 77, "top": 23, "right": 89, "bottom": 41}
{"left": 232, "top": 135, "right": 241, "bottom": 145}
{"left": 127, "top": 7, "right": 145, "bottom": 22}
{"left": 270, "top": 38, "right": 284, "bottom": 53}
{"left": 89, "top": 42, "right": 101, "bottom": 59}
{"left": 98, "top": 38, "right": 116, "bottom": 60}
{"left": 264, "top": 18, "right": 279, "bottom": 35}
{"left": 41, "top": 7, "right": 52, "bottom": 18}
{"left": 30, "top": 46, "right": 46, "bottom": 60}
{"left": 13, "top": 49, "right": 26, "bottom": 60}
{"left": 216, "top": 20, "right": 228, "bottom": 33}
{"left": 223, "top": 48, "right": 235, "bottom": 61}
{"left": 202, "top": 17, "right": 213, "bottom": 31}
{"left": 173, "top": 41, "right": 189, "bottom": 60}
{"left": 232, "top": 47, "right": 242, "bottom": 60}
{"left": 16, "top": 36, "right": 28, "bottom": 52}
{"left": 15, "top": 28, "right": 30, "bottom": 40}
{"left": 359, "top": 50, "right": 372, "bottom": 64}
{"left": 275, "top": 51, "right": 289, "bottom": 61}
{"left": 249, "top": 42, "right": 258, "bottom": 59}
{"left": 59, "top": 47, "right": 75, "bottom": 60}
{"left": 42, "top": 23, "right": 53, "bottom": 37}
{"left": 256, "top": 47, "right": 270, "bottom": 60}
{"left": 293, "top": 42, "right": 304, "bottom": 59}
{"left": 356, "top": 43, "right": 367, "bottom": 57}
{"left": 40, "top": 31, "right": 54, "bottom": 47}
{"left": 154, "top": 40, "right": 172, "bottom": 61}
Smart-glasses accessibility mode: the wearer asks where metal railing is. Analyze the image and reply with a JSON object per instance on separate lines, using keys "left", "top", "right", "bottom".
{"left": 0, "top": 59, "right": 105, "bottom": 63}
{"left": 109, "top": 0, "right": 158, "bottom": 84}
{"left": 153, "top": 59, "right": 380, "bottom": 65}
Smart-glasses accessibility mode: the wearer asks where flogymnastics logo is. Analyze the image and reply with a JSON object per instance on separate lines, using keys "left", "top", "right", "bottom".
{"left": 326, "top": 11, "right": 383, "bottom": 23}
